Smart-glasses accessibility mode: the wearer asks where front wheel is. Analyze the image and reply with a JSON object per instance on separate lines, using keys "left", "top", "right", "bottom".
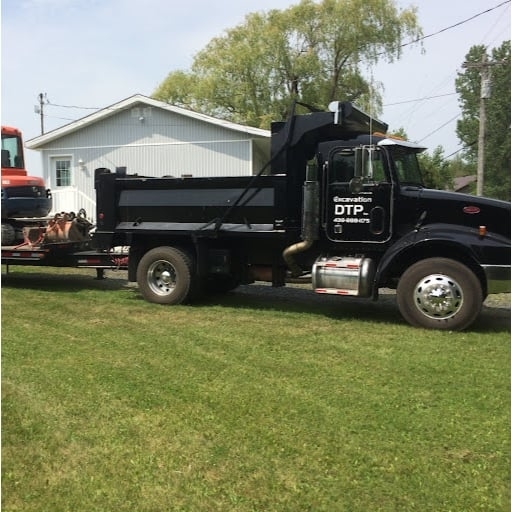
{"left": 396, "top": 258, "right": 482, "bottom": 330}
{"left": 136, "top": 246, "right": 195, "bottom": 305}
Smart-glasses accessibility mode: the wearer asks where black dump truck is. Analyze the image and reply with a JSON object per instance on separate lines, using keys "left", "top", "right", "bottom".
{"left": 67, "top": 102, "right": 511, "bottom": 329}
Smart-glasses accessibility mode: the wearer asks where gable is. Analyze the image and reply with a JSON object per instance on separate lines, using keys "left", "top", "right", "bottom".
{"left": 26, "top": 94, "right": 270, "bottom": 150}
{"left": 36, "top": 103, "right": 261, "bottom": 152}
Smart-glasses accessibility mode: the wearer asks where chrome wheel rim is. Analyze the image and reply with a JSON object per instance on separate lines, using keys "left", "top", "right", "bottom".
{"left": 147, "top": 260, "right": 177, "bottom": 296}
{"left": 413, "top": 273, "right": 463, "bottom": 320}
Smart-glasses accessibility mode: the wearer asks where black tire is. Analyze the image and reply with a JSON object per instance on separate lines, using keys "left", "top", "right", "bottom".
{"left": 396, "top": 258, "right": 482, "bottom": 331}
{"left": 136, "top": 246, "right": 195, "bottom": 305}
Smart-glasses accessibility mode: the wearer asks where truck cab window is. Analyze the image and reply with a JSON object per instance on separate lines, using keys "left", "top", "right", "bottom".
{"left": 330, "top": 149, "right": 388, "bottom": 184}
{"left": 365, "top": 153, "right": 386, "bottom": 183}
{"left": 392, "top": 150, "right": 423, "bottom": 186}
{"left": 330, "top": 153, "right": 355, "bottom": 183}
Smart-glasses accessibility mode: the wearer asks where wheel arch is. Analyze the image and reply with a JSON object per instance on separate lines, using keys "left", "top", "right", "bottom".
{"left": 376, "top": 238, "right": 486, "bottom": 296}
{"left": 127, "top": 234, "right": 197, "bottom": 282}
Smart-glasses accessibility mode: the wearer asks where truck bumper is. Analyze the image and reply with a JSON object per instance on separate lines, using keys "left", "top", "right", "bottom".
{"left": 482, "top": 264, "right": 511, "bottom": 294}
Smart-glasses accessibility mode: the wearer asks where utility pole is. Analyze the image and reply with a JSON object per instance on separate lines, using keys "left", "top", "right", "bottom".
{"left": 36, "top": 93, "right": 47, "bottom": 134}
{"left": 462, "top": 55, "right": 503, "bottom": 196}
{"left": 476, "top": 54, "right": 490, "bottom": 197}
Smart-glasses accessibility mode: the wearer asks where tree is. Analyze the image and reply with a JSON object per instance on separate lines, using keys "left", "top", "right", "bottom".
{"left": 153, "top": 0, "right": 422, "bottom": 128}
{"left": 418, "top": 146, "right": 453, "bottom": 190}
{"left": 455, "top": 41, "right": 510, "bottom": 200}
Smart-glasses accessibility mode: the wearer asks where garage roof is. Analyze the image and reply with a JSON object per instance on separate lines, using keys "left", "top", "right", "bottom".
{"left": 26, "top": 94, "right": 270, "bottom": 149}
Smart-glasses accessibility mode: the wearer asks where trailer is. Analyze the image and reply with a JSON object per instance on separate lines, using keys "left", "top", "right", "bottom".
{"left": 1, "top": 212, "right": 127, "bottom": 277}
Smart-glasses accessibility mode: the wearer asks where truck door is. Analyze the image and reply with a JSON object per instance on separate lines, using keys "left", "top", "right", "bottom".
{"left": 323, "top": 147, "right": 393, "bottom": 243}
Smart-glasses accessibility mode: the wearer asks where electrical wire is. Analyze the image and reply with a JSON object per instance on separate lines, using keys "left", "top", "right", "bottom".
{"left": 380, "top": 0, "right": 509, "bottom": 130}
{"left": 444, "top": 140, "right": 477, "bottom": 160}
{"left": 397, "top": 0, "right": 510, "bottom": 51}
{"left": 384, "top": 93, "right": 457, "bottom": 107}
{"left": 418, "top": 113, "right": 461, "bottom": 143}
{"left": 47, "top": 102, "right": 100, "bottom": 110}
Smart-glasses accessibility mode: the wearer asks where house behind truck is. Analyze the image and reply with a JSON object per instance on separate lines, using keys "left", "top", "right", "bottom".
{"left": 25, "top": 94, "right": 270, "bottom": 218}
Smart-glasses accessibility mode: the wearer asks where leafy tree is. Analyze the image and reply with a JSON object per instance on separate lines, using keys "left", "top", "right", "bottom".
{"left": 448, "top": 153, "right": 476, "bottom": 179}
{"left": 418, "top": 146, "right": 453, "bottom": 190}
{"left": 455, "top": 41, "right": 510, "bottom": 200}
{"left": 153, "top": 0, "right": 422, "bottom": 128}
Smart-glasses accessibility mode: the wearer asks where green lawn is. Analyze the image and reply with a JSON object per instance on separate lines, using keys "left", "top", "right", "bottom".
{"left": 2, "top": 267, "right": 510, "bottom": 511}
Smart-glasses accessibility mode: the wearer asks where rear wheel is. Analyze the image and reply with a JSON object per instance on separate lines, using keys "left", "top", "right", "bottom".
{"left": 396, "top": 258, "right": 482, "bottom": 330}
{"left": 136, "top": 246, "right": 195, "bottom": 305}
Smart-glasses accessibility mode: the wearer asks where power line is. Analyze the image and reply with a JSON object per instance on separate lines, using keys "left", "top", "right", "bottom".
{"left": 384, "top": 92, "right": 457, "bottom": 106}
{"left": 444, "top": 140, "right": 477, "bottom": 160}
{"left": 47, "top": 101, "right": 102, "bottom": 110}
{"left": 380, "top": 1, "right": 509, "bottom": 123}
{"left": 398, "top": 0, "right": 511, "bottom": 50}
{"left": 387, "top": 2, "right": 510, "bottom": 148}
{"left": 43, "top": 114, "right": 80, "bottom": 123}
{"left": 418, "top": 113, "right": 461, "bottom": 143}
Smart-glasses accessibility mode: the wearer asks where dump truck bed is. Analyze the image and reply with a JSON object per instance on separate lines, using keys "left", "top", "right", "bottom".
{"left": 99, "top": 174, "right": 290, "bottom": 239}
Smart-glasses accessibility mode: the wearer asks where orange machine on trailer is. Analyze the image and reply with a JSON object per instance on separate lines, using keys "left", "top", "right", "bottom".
{"left": 1, "top": 125, "right": 52, "bottom": 245}
{"left": 1, "top": 126, "right": 127, "bottom": 276}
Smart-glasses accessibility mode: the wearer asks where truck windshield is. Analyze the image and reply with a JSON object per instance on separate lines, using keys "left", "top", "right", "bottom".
{"left": 1, "top": 133, "right": 24, "bottom": 169}
{"left": 391, "top": 149, "right": 423, "bottom": 187}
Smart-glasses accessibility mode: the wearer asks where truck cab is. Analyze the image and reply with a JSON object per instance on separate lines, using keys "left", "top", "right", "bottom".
{"left": 317, "top": 134, "right": 418, "bottom": 244}
{"left": 315, "top": 134, "right": 510, "bottom": 244}
{"left": 303, "top": 131, "right": 510, "bottom": 328}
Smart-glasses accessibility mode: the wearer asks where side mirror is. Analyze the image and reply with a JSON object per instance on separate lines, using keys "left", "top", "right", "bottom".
{"left": 355, "top": 147, "right": 378, "bottom": 180}
{"left": 354, "top": 147, "right": 363, "bottom": 177}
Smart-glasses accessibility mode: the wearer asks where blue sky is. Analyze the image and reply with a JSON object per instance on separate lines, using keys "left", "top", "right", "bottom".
{"left": 1, "top": 0, "right": 510, "bottom": 176}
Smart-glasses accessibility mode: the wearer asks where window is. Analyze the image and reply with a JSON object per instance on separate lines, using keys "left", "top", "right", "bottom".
{"left": 392, "top": 150, "right": 423, "bottom": 186}
{"left": 330, "top": 148, "right": 389, "bottom": 184}
{"left": 367, "top": 154, "right": 386, "bottom": 182}
{"left": 1, "top": 133, "right": 24, "bottom": 168}
{"left": 331, "top": 153, "right": 355, "bottom": 183}
{"left": 55, "top": 159, "right": 71, "bottom": 187}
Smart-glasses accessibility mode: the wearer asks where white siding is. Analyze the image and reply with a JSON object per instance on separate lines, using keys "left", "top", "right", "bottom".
{"left": 38, "top": 103, "right": 270, "bottom": 219}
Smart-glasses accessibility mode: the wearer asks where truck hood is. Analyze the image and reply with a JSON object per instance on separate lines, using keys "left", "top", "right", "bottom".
{"left": 405, "top": 187, "right": 511, "bottom": 239}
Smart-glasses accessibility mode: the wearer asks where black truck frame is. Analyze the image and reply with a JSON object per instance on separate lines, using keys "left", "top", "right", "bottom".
{"left": 73, "top": 102, "right": 512, "bottom": 329}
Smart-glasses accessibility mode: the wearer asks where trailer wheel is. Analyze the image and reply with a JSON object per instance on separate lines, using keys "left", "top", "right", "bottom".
{"left": 136, "top": 246, "right": 195, "bottom": 305}
{"left": 396, "top": 258, "right": 482, "bottom": 331}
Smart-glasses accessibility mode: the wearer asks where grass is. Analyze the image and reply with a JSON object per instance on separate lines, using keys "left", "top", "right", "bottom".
{"left": 2, "top": 266, "right": 510, "bottom": 511}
